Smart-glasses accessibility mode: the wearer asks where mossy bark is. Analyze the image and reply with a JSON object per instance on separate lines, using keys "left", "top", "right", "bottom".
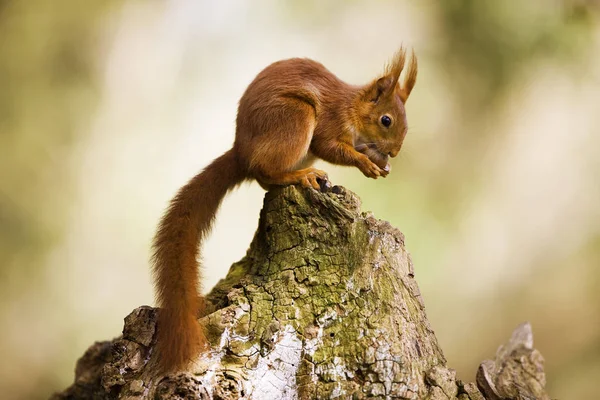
{"left": 51, "top": 186, "right": 551, "bottom": 400}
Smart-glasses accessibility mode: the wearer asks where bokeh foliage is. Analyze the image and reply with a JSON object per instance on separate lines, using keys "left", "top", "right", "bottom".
{"left": 1, "top": 1, "right": 598, "bottom": 399}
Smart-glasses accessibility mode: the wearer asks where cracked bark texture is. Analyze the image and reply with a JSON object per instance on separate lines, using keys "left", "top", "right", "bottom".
{"left": 51, "top": 186, "right": 552, "bottom": 400}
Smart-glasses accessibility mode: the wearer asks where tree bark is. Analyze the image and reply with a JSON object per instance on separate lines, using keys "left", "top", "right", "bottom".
{"left": 51, "top": 185, "right": 551, "bottom": 399}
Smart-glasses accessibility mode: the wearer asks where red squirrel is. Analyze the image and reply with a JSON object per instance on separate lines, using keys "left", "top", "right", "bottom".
{"left": 151, "top": 48, "right": 417, "bottom": 373}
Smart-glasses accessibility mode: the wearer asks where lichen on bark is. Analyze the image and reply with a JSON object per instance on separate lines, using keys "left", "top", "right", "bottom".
{"left": 51, "top": 186, "right": 551, "bottom": 400}
{"left": 199, "top": 185, "right": 446, "bottom": 399}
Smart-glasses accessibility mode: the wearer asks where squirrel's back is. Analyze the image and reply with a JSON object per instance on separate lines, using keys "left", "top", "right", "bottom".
{"left": 239, "top": 58, "right": 348, "bottom": 110}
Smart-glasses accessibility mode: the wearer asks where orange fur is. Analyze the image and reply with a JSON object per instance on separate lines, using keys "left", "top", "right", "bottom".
{"left": 399, "top": 49, "right": 418, "bottom": 102}
{"left": 152, "top": 149, "right": 243, "bottom": 373}
{"left": 151, "top": 49, "right": 418, "bottom": 373}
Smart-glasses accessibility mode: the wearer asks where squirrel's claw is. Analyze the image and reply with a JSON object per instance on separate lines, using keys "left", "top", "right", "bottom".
{"left": 318, "top": 177, "right": 332, "bottom": 193}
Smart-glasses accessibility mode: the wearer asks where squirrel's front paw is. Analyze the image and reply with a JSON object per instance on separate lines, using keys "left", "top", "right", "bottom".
{"left": 357, "top": 155, "right": 385, "bottom": 179}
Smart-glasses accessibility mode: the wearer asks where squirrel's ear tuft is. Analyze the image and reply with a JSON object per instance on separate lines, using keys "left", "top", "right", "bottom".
{"left": 385, "top": 47, "right": 407, "bottom": 91}
{"left": 363, "top": 48, "right": 410, "bottom": 103}
{"left": 398, "top": 50, "right": 418, "bottom": 103}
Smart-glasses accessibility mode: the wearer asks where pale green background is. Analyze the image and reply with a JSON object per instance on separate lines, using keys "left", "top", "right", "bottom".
{"left": 1, "top": 1, "right": 599, "bottom": 399}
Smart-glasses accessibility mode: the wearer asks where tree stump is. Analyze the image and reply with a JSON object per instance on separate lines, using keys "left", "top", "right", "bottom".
{"left": 51, "top": 186, "right": 551, "bottom": 399}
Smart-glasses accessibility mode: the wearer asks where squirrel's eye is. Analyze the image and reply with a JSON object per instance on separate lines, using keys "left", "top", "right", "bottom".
{"left": 380, "top": 115, "right": 392, "bottom": 128}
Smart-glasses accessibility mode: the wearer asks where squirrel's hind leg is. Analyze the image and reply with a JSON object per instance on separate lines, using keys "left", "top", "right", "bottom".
{"left": 246, "top": 100, "right": 329, "bottom": 190}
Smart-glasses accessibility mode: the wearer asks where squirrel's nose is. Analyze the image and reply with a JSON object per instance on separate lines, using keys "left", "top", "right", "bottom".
{"left": 388, "top": 148, "right": 400, "bottom": 158}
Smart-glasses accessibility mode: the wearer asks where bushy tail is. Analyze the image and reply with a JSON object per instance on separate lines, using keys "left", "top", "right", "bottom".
{"left": 151, "top": 148, "right": 244, "bottom": 373}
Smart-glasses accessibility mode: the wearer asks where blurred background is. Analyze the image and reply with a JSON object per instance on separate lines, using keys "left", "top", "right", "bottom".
{"left": 1, "top": 0, "right": 599, "bottom": 398}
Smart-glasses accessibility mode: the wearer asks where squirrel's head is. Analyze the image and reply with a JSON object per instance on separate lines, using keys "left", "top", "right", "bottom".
{"left": 353, "top": 48, "right": 417, "bottom": 168}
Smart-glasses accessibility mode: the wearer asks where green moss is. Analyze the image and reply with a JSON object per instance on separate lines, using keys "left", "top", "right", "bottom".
{"left": 200, "top": 186, "right": 446, "bottom": 398}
